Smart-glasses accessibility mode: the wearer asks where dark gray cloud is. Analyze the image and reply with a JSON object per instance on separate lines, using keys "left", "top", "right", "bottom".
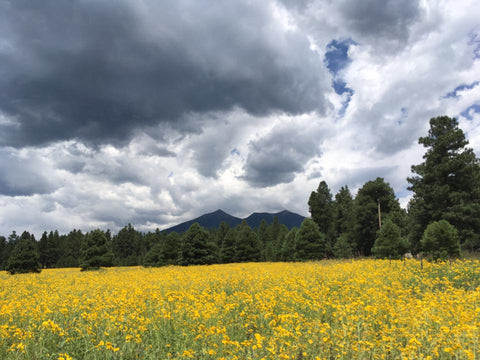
{"left": 0, "top": 0, "right": 329, "bottom": 148}
{"left": 242, "top": 123, "right": 324, "bottom": 187}
{"left": 337, "top": 0, "right": 422, "bottom": 45}
{"left": 0, "top": 148, "right": 60, "bottom": 196}
{"left": 280, "top": 0, "right": 423, "bottom": 51}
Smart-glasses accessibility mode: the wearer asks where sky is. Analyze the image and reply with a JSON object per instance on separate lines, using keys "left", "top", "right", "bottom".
{"left": 0, "top": 0, "right": 479, "bottom": 236}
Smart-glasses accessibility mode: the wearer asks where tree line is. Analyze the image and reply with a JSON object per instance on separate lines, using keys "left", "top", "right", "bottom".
{"left": 1, "top": 116, "right": 479, "bottom": 273}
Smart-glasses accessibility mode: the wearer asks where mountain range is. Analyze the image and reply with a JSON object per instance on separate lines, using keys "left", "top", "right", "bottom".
{"left": 163, "top": 209, "right": 306, "bottom": 233}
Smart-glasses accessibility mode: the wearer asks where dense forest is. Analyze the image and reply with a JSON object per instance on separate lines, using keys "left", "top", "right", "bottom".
{"left": 2, "top": 116, "right": 480, "bottom": 274}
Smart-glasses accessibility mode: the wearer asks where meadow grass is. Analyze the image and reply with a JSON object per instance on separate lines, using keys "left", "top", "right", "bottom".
{"left": 1, "top": 259, "right": 480, "bottom": 359}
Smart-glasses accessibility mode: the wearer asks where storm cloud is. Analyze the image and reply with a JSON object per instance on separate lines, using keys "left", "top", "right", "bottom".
{"left": 0, "top": 0, "right": 330, "bottom": 147}
{"left": 0, "top": 0, "right": 479, "bottom": 236}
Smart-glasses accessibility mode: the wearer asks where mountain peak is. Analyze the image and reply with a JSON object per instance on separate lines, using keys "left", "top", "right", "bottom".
{"left": 163, "top": 209, "right": 305, "bottom": 233}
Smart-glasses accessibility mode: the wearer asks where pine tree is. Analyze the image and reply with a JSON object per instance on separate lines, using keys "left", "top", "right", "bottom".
{"left": 215, "top": 222, "right": 230, "bottom": 254}
{"left": 220, "top": 228, "right": 237, "bottom": 263}
{"left": 421, "top": 220, "right": 461, "bottom": 260}
{"left": 308, "top": 181, "right": 334, "bottom": 236}
{"left": 113, "top": 223, "right": 141, "bottom": 266}
{"left": 332, "top": 186, "right": 355, "bottom": 240}
{"left": 180, "top": 223, "right": 215, "bottom": 265}
{"left": 295, "top": 218, "right": 326, "bottom": 260}
{"left": 333, "top": 234, "right": 354, "bottom": 259}
{"left": 0, "top": 236, "right": 6, "bottom": 270}
{"left": 143, "top": 242, "right": 164, "bottom": 267}
{"left": 408, "top": 116, "right": 480, "bottom": 251}
{"left": 80, "top": 229, "right": 114, "bottom": 271}
{"left": 6, "top": 231, "right": 41, "bottom": 274}
{"left": 281, "top": 227, "right": 297, "bottom": 261}
{"left": 354, "top": 178, "right": 403, "bottom": 256}
{"left": 235, "top": 222, "right": 261, "bottom": 262}
{"left": 372, "top": 219, "right": 408, "bottom": 259}
{"left": 258, "top": 219, "right": 269, "bottom": 260}
{"left": 163, "top": 232, "right": 181, "bottom": 265}
{"left": 57, "top": 229, "right": 84, "bottom": 268}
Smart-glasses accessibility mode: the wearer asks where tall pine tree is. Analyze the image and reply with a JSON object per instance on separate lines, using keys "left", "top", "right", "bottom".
{"left": 354, "top": 178, "right": 403, "bottom": 256}
{"left": 295, "top": 218, "right": 326, "bottom": 260}
{"left": 6, "top": 231, "right": 41, "bottom": 274}
{"left": 80, "top": 229, "right": 114, "bottom": 271}
{"left": 408, "top": 116, "right": 480, "bottom": 251}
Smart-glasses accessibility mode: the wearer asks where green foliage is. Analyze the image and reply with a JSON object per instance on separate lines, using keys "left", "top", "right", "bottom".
{"left": 0, "top": 236, "right": 7, "bottom": 270}
{"left": 332, "top": 186, "right": 355, "bottom": 240}
{"left": 281, "top": 227, "right": 297, "bottom": 261}
{"left": 6, "top": 231, "right": 41, "bottom": 274}
{"left": 180, "top": 223, "right": 216, "bottom": 265}
{"left": 220, "top": 228, "right": 237, "bottom": 264}
{"left": 308, "top": 181, "right": 334, "bottom": 241}
{"left": 163, "top": 232, "right": 181, "bottom": 265}
{"left": 421, "top": 220, "right": 461, "bottom": 260}
{"left": 333, "top": 234, "right": 354, "bottom": 259}
{"left": 80, "top": 229, "right": 114, "bottom": 271}
{"left": 372, "top": 219, "right": 408, "bottom": 259}
{"left": 408, "top": 116, "right": 480, "bottom": 251}
{"left": 235, "top": 222, "right": 261, "bottom": 262}
{"left": 143, "top": 243, "right": 164, "bottom": 267}
{"left": 354, "top": 177, "right": 402, "bottom": 256}
{"left": 295, "top": 218, "right": 326, "bottom": 260}
{"left": 113, "top": 223, "right": 142, "bottom": 266}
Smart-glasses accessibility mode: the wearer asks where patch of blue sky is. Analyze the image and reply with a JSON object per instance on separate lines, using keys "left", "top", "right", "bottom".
{"left": 468, "top": 31, "right": 480, "bottom": 59}
{"left": 230, "top": 148, "right": 240, "bottom": 156}
{"left": 460, "top": 103, "right": 480, "bottom": 120}
{"left": 444, "top": 81, "right": 479, "bottom": 98}
{"left": 324, "top": 39, "right": 356, "bottom": 118}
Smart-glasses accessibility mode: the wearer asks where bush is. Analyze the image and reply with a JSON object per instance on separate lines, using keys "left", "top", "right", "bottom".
{"left": 6, "top": 237, "right": 41, "bottom": 274}
{"left": 421, "top": 220, "right": 461, "bottom": 260}
{"left": 333, "top": 234, "right": 353, "bottom": 259}
{"left": 372, "top": 219, "right": 408, "bottom": 259}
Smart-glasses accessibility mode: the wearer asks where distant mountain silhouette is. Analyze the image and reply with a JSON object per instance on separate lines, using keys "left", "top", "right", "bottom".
{"left": 163, "top": 209, "right": 305, "bottom": 233}
{"left": 164, "top": 209, "right": 242, "bottom": 233}
{"left": 244, "top": 210, "right": 305, "bottom": 229}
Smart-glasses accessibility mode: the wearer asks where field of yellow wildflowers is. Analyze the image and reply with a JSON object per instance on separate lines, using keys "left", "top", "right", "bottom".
{"left": 1, "top": 260, "right": 480, "bottom": 359}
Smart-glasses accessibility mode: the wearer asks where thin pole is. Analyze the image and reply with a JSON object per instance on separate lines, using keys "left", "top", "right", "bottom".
{"left": 377, "top": 200, "right": 382, "bottom": 229}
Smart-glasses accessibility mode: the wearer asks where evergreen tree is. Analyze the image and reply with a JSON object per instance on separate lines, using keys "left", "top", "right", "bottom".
{"left": 143, "top": 229, "right": 164, "bottom": 253}
{"left": 295, "top": 218, "right": 326, "bottom": 260}
{"left": 332, "top": 186, "right": 355, "bottom": 241}
{"left": 353, "top": 178, "right": 403, "bottom": 256}
{"left": 215, "top": 222, "right": 230, "bottom": 252}
{"left": 308, "top": 181, "right": 334, "bottom": 237}
{"left": 80, "top": 229, "right": 114, "bottom": 271}
{"left": 57, "top": 229, "right": 84, "bottom": 268}
{"left": 3, "top": 231, "right": 19, "bottom": 267}
{"left": 0, "top": 236, "right": 6, "bottom": 270}
{"left": 371, "top": 219, "right": 408, "bottom": 259}
{"left": 264, "top": 217, "right": 283, "bottom": 261}
{"left": 333, "top": 234, "right": 354, "bottom": 259}
{"left": 113, "top": 223, "right": 141, "bottom": 266}
{"left": 408, "top": 116, "right": 480, "bottom": 251}
{"left": 220, "top": 228, "right": 237, "bottom": 263}
{"left": 258, "top": 219, "right": 269, "bottom": 260}
{"left": 6, "top": 231, "right": 41, "bottom": 274}
{"left": 38, "top": 231, "right": 60, "bottom": 268}
{"left": 421, "top": 220, "right": 461, "bottom": 260}
{"left": 143, "top": 242, "right": 164, "bottom": 267}
{"left": 281, "top": 227, "right": 297, "bottom": 261}
{"left": 163, "top": 232, "right": 181, "bottom": 265}
{"left": 235, "top": 222, "right": 261, "bottom": 262}
{"left": 180, "top": 223, "right": 215, "bottom": 265}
